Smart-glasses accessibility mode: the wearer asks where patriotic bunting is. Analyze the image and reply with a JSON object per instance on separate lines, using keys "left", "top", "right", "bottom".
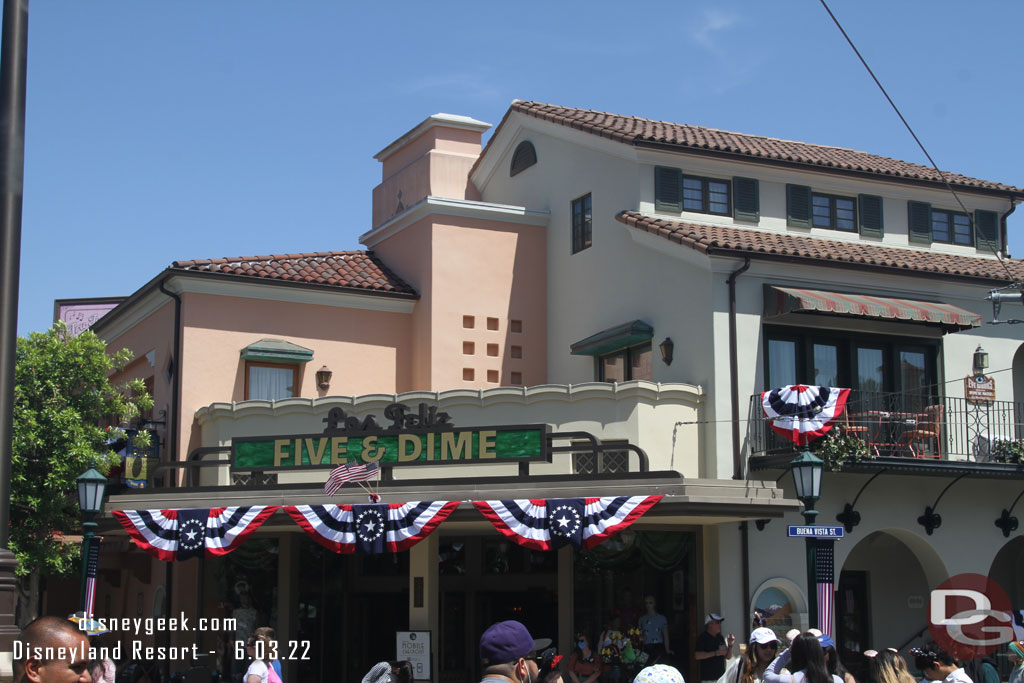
{"left": 112, "top": 506, "right": 278, "bottom": 562}
{"left": 761, "top": 385, "right": 851, "bottom": 446}
{"left": 473, "top": 496, "right": 662, "bottom": 551}
{"left": 284, "top": 501, "right": 460, "bottom": 554}
{"left": 817, "top": 540, "right": 836, "bottom": 638}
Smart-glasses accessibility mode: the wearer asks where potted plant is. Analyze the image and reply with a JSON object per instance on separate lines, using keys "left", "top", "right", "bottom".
{"left": 811, "top": 431, "right": 870, "bottom": 471}
{"left": 992, "top": 439, "right": 1024, "bottom": 464}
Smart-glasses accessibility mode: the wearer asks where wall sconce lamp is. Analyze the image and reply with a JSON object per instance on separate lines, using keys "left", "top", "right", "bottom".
{"left": 316, "top": 365, "right": 333, "bottom": 391}
{"left": 973, "top": 345, "right": 989, "bottom": 374}
{"left": 659, "top": 337, "right": 674, "bottom": 366}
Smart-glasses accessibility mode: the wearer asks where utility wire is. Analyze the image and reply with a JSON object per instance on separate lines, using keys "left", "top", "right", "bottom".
{"left": 818, "top": 0, "right": 1017, "bottom": 284}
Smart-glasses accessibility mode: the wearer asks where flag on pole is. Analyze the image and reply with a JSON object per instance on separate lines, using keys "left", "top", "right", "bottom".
{"left": 817, "top": 539, "right": 835, "bottom": 637}
{"left": 83, "top": 537, "right": 101, "bottom": 615}
{"left": 324, "top": 462, "right": 379, "bottom": 495}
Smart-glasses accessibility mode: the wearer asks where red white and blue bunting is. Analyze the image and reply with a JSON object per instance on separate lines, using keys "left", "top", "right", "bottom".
{"left": 284, "top": 501, "right": 460, "bottom": 554}
{"left": 760, "top": 385, "right": 851, "bottom": 446}
{"left": 112, "top": 506, "right": 278, "bottom": 562}
{"left": 473, "top": 496, "right": 663, "bottom": 551}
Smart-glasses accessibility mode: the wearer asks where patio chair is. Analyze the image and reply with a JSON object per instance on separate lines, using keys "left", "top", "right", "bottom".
{"left": 901, "top": 404, "right": 944, "bottom": 459}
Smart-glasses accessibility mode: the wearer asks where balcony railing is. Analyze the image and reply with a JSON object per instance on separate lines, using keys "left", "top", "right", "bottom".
{"left": 747, "top": 390, "right": 1024, "bottom": 462}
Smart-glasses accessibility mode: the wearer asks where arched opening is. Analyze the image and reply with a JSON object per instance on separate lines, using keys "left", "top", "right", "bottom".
{"left": 838, "top": 529, "right": 947, "bottom": 680}
{"left": 1012, "top": 343, "right": 1024, "bottom": 438}
{"left": 750, "top": 577, "right": 808, "bottom": 639}
{"left": 510, "top": 141, "right": 537, "bottom": 176}
{"left": 988, "top": 535, "right": 1024, "bottom": 608}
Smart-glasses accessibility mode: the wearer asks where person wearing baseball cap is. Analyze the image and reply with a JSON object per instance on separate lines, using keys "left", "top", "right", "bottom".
{"left": 479, "top": 620, "right": 553, "bottom": 683}
{"left": 696, "top": 613, "right": 734, "bottom": 683}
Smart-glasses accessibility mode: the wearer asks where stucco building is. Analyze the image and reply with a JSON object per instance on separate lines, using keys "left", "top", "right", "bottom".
{"left": 85, "top": 102, "right": 1024, "bottom": 683}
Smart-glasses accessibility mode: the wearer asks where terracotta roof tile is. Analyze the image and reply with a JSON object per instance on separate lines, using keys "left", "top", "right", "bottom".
{"left": 170, "top": 250, "right": 417, "bottom": 296}
{"left": 616, "top": 210, "right": 1024, "bottom": 283}
{"left": 505, "top": 101, "right": 1022, "bottom": 194}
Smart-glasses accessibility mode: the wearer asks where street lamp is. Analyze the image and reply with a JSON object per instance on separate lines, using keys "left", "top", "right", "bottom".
{"left": 76, "top": 468, "right": 107, "bottom": 612}
{"left": 791, "top": 450, "right": 824, "bottom": 630}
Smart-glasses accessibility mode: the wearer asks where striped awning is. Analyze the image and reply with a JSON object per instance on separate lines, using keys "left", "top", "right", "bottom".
{"left": 764, "top": 286, "right": 982, "bottom": 331}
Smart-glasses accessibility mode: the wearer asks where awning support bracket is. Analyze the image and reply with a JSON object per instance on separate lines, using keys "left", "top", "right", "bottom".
{"left": 917, "top": 472, "right": 971, "bottom": 535}
{"left": 835, "top": 469, "right": 889, "bottom": 533}
{"left": 994, "top": 487, "right": 1024, "bottom": 537}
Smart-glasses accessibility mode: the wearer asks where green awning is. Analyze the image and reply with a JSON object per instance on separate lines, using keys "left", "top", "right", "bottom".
{"left": 764, "top": 285, "right": 982, "bottom": 332}
{"left": 570, "top": 320, "right": 654, "bottom": 356}
{"left": 240, "top": 338, "right": 314, "bottom": 363}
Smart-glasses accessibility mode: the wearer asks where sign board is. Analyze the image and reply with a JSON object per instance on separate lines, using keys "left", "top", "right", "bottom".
{"left": 787, "top": 525, "right": 844, "bottom": 539}
{"left": 965, "top": 374, "right": 996, "bottom": 404}
{"left": 396, "top": 631, "right": 431, "bottom": 681}
{"left": 232, "top": 402, "right": 550, "bottom": 471}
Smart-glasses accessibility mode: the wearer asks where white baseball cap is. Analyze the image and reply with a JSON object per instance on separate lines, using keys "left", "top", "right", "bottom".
{"left": 750, "top": 627, "right": 780, "bottom": 645}
{"left": 705, "top": 613, "right": 723, "bottom": 624}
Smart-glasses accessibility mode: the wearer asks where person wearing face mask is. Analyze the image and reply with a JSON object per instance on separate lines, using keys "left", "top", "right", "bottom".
{"left": 479, "top": 620, "right": 553, "bottom": 683}
{"left": 568, "top": 633, "right": 603, "bottom": 683}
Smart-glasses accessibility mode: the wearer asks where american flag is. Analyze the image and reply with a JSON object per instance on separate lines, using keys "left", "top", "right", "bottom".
{"left": 83, "top": 537, "right": 101, "bottom": 613}
{"left": 817, "top": 540, "right": 835, "bottom": 637}
{"left": 324, "top": 462, "right": 379, "bottom": 495}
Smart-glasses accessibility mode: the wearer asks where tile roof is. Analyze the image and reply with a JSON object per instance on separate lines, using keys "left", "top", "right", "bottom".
{"left": 171, "top": 250, "right": 417, "bottom": 295}
{"left": 616, "top": 210, "right": 1024, "bottom": 284}
{"left": 504, "top": 101, "right": 1023, "bottom": 195}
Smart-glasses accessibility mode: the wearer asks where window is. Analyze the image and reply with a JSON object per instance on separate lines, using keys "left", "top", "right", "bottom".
{"left": 510, "top": 141, "right": 537, "bottom": 176}
{"left": 931, "top": 210, "right": 972, "bottom": 245}
{"left": 654, "top": 167, "right": 731, "bottom": 216}
{"left": 571, "top": 193, "right": 592, "bottom": 253}
{"left": 245, "top": 362, "right": 297, "bottom": 400}
{"left": 598, "top": 343, "right": 652, "bottom": 382}
{"left": 811, "top": 193, "right": 856, "bottom": 231}
{"left": 908, "top": 202, "right": 999, "bottom": 248}
{"left": 788, "top": 185, "right": 883, "bottom": 236}
{"left": 572, "top": 440, "right": 630, "bottom": 475}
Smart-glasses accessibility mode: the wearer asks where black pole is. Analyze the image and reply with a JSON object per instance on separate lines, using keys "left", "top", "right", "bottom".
{"left": 803, "top": 507, "right": 818, "bottom": 631}
{"left": 0, "top": 0, "right": 28, "bottom": 637}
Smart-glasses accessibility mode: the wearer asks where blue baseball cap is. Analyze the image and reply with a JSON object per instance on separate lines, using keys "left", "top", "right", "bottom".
{"left": 480, "top": 620, "right": 552, "bottom": 665}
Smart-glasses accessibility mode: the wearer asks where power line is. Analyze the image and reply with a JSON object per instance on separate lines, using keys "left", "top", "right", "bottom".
{"left": 818, "top": 0, "right": 1017, "bottom": 284}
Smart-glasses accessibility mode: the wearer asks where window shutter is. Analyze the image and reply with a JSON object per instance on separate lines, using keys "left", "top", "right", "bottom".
{"left": 975, "top": 209, "right": 999, "bottom": 251}
{"left": 786, "top": 184, "right": 812, "bottom": 228}
{"left": 733, "top": 177, "right": 759, "bottom": 222}
{"left": 907, "top": 201, "right": 932, "bottom": 243}
{"left": 655, "top": 167, "right": 682, "bottom": 213}
{"left": 858, "top": 194, "right": 884, "bottom": 237}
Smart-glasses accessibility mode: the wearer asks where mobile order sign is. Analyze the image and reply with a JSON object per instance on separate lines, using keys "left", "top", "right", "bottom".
{"left": 396, "top": 631, "right": 431, "bottom": 681}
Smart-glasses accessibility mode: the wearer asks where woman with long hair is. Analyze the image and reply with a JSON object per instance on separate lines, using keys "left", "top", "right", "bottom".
{"left": 718, "top": 628, "right": 780, "bottom": 683}
{"left": 820, "top": 637, "right": 855, "bottom": 683}
{"left": 870, "top": 651, "right": 916, "bottom": 683}
{"left": 764, "top": 632, "right": 843, "bottom": 683}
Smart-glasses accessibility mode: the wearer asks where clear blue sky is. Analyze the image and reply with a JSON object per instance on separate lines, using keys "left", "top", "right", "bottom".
{"left": 14, "top": 1, "right": 1024, "bottom": 335}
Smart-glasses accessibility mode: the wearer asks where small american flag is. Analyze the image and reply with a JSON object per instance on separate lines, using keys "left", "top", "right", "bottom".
{"left": 323, "top": 461, "right": 379, "bottom": 495}
{"left": 817, "top": 539, "right": 835, "bottom": 637}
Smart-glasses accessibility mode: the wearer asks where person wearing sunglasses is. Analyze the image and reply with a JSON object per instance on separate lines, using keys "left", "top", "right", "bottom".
{"left": 718, "top": 627, "right": 780, "bottom": 683}
{"left": 568, "top": 633, "right": 602, "bottom": 683}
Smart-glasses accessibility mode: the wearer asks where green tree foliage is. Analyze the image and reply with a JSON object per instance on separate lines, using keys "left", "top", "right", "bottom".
{"left": 12, "top": 322, "right": 153, "bottom": 579}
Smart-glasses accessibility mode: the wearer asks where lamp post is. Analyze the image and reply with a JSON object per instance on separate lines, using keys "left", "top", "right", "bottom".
{"left": 76, "top": 468, "right": 107, "bottom": 612}
{"left": 791, "top": 450, "right": 824, "bottom": 630}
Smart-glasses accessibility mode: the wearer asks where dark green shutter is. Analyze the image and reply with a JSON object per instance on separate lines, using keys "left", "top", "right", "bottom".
{"left": 786, "top": 184, "right": 812, "bottom": 228}
{"left": 655, "top": 167, "right": 682, "bottom": 212}
{"left": 908, "top": 201, "right": 932, "bottom": 243}
{"left": 975, "top": 209, "right": 999, "bottom": 251}
{"left": 858, "top": 194, "right": 884, "bottom": 237}
{"left": 733, "top": 177, "right": 759, "bottom": 222}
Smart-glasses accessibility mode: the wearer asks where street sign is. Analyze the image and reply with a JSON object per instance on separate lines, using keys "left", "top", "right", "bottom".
{"left": 788, "top": 525, "right": 844, "bottom": 538}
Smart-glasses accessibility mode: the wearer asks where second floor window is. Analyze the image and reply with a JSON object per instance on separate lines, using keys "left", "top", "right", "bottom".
{"left": 908, "top": 201, "right": 998, "bottom": 249}
{"left": 599, "top": 343, "right": 652, "bottom": 382}
{"left": 931, "top": 210, "right": 972, "bottom": 245}
{"left": 246, "top": 362, "right": 296, "bottom": 401}
{"left": 683, "top": 175, "right": 730, "bottom": 215}
{"left": 812, "top": 193, "right": 857, "bottom": 231}
{"left": 571, "top": 193, "right": 592, "bottom": 254}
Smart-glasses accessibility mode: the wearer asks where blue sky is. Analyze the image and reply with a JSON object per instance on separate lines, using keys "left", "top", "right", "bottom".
{"left": 15, "top": 1, "right": 1024, "bottom": 335}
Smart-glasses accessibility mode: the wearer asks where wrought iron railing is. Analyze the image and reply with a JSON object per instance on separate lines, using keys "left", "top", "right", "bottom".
{"left": 747, "top": 390, "right": 1024, "bottom": 462}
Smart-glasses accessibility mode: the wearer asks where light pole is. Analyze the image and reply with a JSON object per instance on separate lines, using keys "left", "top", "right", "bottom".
{"left": 76, "top": 468, "right": 107, "bottom": 612}
{"left": 791, "top": 450, "right": 824, "bottom": 630}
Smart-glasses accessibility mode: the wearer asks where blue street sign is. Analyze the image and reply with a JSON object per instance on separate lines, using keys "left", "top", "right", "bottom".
{"left": 787, "top": 525, "right": 844, "bottom": 539}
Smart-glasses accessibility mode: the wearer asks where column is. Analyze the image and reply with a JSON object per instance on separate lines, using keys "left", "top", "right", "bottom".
{"left": 277, "top": 534, "right": 299, "bottom": 683}
{"left": 557, "top": 546, "right": 573, "bottom": 654}
{"left": 409, "top": 533, "right": 439, "bottom": 682}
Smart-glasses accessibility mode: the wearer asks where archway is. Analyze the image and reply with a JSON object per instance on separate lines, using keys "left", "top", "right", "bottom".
{"left": 1012, "top": 343, "right": 1024, "bottom": 438}
{"left": 989, "top": 535, "right": 1024, "bottom": 610}
{"left": 751, "top": 577, "right": 808, "bottom": 638}
{"left": 838, "top": 529, "right": 947, "bottom": 679}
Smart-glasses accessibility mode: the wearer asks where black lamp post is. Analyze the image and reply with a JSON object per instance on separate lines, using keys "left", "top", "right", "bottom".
{"left": 791, "top": 450, "right": 824, "bottom": 630}
{"left": 76, "top": 468, "right": 107, "bottom": 612}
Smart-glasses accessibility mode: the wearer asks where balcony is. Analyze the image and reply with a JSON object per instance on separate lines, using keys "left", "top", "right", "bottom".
{"left": 747, "top": 390, "right": 1024, "bottom": 466}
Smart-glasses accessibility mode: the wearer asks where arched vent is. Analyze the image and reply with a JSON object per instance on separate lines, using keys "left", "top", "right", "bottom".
{"left": 510, "top": 141, "right": 537, "bottom": 177}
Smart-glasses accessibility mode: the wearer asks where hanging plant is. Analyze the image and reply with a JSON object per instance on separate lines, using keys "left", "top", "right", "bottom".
{"left": 992, "top": 440, "right": 1024, "bottom": 464}
{"left": 810, "top": 431, "right": 870, "bottom": 471}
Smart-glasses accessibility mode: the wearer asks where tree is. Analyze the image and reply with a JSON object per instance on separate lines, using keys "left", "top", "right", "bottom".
{"left": 12, "top": 322, "right": 152, "bottom": 622}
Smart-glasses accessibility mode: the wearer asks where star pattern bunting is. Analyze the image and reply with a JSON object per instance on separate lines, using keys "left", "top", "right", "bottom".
{"left": 760, "top": 385, "right": 851, "bottom": 446}
{"left": 112, "top": 506, "right": 279, "bottom": 562}
{"left": 284, "top": 501, "right": 460, "bottom": 554}
{"left": 473, "top": 496, "right": 663, "bottom": 551}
